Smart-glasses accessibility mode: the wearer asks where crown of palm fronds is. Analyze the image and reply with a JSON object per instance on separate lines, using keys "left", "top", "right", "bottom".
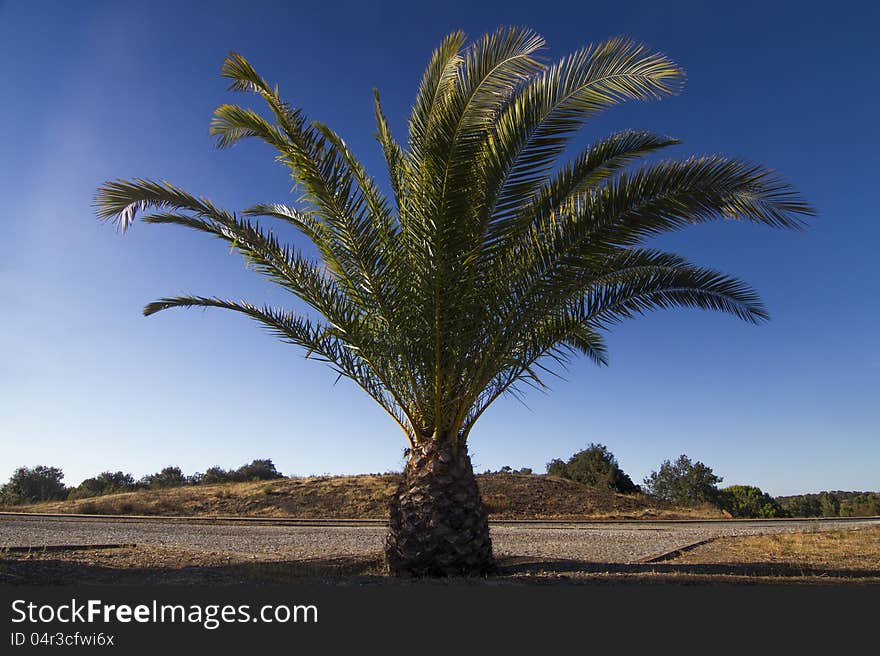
{"left": 96, "top": 28, "right": 813, "bottom": 446}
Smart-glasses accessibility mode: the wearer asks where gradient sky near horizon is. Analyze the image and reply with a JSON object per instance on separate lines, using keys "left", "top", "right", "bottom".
{"left": 1, "top": 0, "right": 877, "bottom": 496}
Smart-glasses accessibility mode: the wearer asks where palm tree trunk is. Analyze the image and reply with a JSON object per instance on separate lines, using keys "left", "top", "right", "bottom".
{"left": 385, "top": 440, "right": 495, "bottom": 576}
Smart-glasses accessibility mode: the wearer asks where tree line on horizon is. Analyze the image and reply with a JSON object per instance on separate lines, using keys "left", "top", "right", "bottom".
{"left": 0, "top": 459, "right": 284, "bottom": 505}
{"left": 1, "top": 450, "right": 877, "bottom": 518}
{"left": 501, "top": 444, "right": 880, "bottom": 518}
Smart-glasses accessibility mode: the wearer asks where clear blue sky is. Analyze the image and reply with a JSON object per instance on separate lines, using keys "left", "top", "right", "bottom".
{"left": 1, "top": 0, "right": 877, "bottom": 496}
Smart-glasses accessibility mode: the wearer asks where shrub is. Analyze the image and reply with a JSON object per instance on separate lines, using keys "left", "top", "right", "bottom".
{"left": 839, "top": 492, "right": 880, "bottom": 517}
{"left": 546, "top": 459, "right": 567, "bottom": 478}
{"left": 546, "top": 444, "right": 639, "bottom": 493}
{"left": 777, "top": 491, "right": 880, "bottom": 518}
{"left": 778, "top": 494, "right": 822, "bottom": 517}
{"left": 481, "top": 466, "right": 534, "bottom": 475}
{"left": 717, "top": 485, "right": 784, "bottom": 518}
{"left": 1, "top": 466, "right": 67, "bottom": 504}
{"left": 643, "top": 455, "right": 722, "bottom": 506}
{"left": 194, "top": 460, "right": 284, "bottom": 484}
{"left": 139, "top": 466, "right": 187, "bottom": 489}
{"left": 201, "top": 466, "right": 232, "bottom": 485}
{"left": 234, "top": 459, "right": 283, "bottom": 481}
{"left": 67, "top": 479, "right": 104, "bottom": 500}
{"left": 818, "top": 491, "right": 840, "bottom": 517}
{"left": 68, "top": 471, "right": 137, "bottom": 500}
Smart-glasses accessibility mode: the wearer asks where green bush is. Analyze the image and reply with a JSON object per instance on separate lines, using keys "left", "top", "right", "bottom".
{"left": 200, "top": 466, "right": 232, "bottom": 485}
{"left": 839, "top": 493, "right": 880, "bottom": 517}
{"left": 482, "top": 466, "right": 534, "bottom": 475}
{"left": 3, "top": 460, "right": 290, "bottom": 504}
{"left": 1, "top": 466, "right": 67, "bottom": 504}
{"left": 234, "top": 459, "right": 283, "bottom": 481}
{"left": 777, "top": 491, "right": 880, "bottom": 518}
{"left": 819, "top": 492, "right": 840, "bottom": 517}
{"left": 643, "top": 455, "right": 722, "bottom": 506}
{"left": 546, "top": 444, "right": 639, "bottom": 493}
{"left": 717, "top": 485, "right": 784, "bottom": 518}
{"left": 196, "top": 459, "right": 284, "bottom": 484}
{"left": 68, "top": 471, "right": 137, "bottom": 500}
{"left": 139, "top": 466, "right": 188, "bottom": 489}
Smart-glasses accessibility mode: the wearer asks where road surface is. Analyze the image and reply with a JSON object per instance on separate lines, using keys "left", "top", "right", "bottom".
{"left": 2, "top": 514, "right": 877, "bottom": 564}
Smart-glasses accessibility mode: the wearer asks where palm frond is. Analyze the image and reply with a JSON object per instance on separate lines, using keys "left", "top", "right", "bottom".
{"left": 407, "top": 30, "right": 467, "bottom": 166}
{"left": 373, "top": 89, "right": 409, "bottom": 218}
{"left": 98, "top": 30, "right": 813, "bottom": 446}
{"left": 144, "top": 295, "right": 412, "bottom": 438}
{"left": 487, "top": 129, "right": 681, "bottom": 244}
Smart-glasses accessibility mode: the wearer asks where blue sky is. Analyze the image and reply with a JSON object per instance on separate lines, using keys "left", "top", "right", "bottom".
{"left": 1, "top": 0, "right": 877, "bottom": 496}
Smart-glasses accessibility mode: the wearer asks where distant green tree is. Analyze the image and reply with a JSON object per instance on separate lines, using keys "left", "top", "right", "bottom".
{"left": 853, "top": 494, "right": 879, "bottom": 516}
{"left": 819, "top": 492, "right": 840, "bottom": 517}
{"left": 717, "top": 485, "right": 783, "bottom": 518}
{"left": 99, "top": 471, "right": 137, "bottom": 490}
{"left": 233, "top": 459, "right": 283, "bottom": 481}
{"left": 777, "top": 494, "right": 822, "bottom": 517}
{"left": 777, "top": 491, "right": 880, "bottom": 518}
{"left": 201, "top": 466, "right": 232, "bottom": 485}
{"left": 195, "top": 460, "right": 284, "bottom": 484}
{"left": 140, "top": 466, "right": 188, "bottom": 489}
{"left": 546, "top": 444, "right": 638, "bottom": 493}
{"left": 643, "top": 455, "right": 722, "bottom": 506}
{"left": 482, "top": 465, "right": 533, "bottom": 475}
{"left": 840, "top": 493, "right": 880, "bottom": 517}
{"left": 546, "top": 459, "right": 568, "bottom": 478}
{"left": 1, "top": 466, "right": 67, "bottom": 504}
{"left": 69, "top": 471, "right": 137, "bottom": 499}
{"left": 68, "top": 479, "right": 105, "bottom": 500}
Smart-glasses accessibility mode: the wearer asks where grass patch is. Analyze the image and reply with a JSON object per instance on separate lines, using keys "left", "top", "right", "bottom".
{"left": 670, "top": 526, "right": 880, "bottom": 572}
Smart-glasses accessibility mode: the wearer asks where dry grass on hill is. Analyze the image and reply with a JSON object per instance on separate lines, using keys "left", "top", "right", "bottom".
{"left": 2, "top": 473, "right": 723, "bottom": 520}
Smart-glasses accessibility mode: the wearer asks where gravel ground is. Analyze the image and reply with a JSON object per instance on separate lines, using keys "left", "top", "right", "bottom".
{"left": 2, "top": 516, "right": 878, "bottom": 564}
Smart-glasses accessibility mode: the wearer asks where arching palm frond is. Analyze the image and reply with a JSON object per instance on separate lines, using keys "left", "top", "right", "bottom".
{"left": 96, "top": 29, "right": 813, "bottom": 447}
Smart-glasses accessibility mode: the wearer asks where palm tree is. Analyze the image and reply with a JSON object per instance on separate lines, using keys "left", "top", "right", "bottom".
{"left": 96, "top": 28, "right": 812, "bottom": 576}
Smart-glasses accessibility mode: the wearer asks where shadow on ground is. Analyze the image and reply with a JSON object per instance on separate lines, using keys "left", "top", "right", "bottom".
{"left": 500, "top": 557, "right": 880, "bottom": 581}
{"left": 0, "top": 555, "right": 382, "bottom": 585}
{"left": 3, "top": 552, "right": 879, "bottom": 586}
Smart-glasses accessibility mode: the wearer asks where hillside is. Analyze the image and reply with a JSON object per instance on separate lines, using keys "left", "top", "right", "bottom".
{"left": 3, "top": 473, "right": 723, "bottom": 520}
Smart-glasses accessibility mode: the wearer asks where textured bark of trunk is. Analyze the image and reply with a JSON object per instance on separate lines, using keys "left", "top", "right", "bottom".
{"left": 385, "top": 440, "right": 495, "bottom": 577}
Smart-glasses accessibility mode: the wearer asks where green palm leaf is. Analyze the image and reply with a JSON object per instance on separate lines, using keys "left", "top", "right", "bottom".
{"left": 96, "top": 30, "right": 812, "bottom": 452}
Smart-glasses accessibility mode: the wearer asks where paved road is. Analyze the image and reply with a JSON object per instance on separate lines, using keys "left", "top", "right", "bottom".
{"left": 1, "top": 515, "right": 877, "bottom": 564}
